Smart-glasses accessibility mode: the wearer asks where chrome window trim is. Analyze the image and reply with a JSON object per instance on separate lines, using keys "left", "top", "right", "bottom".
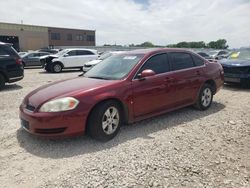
{"left": 132, "top": 51, "right": 206, "bottom": 81}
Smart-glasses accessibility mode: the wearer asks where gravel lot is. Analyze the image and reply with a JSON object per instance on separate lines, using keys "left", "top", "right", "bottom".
{"left": 0, "top": 68, "right": 249, "bottom": 188}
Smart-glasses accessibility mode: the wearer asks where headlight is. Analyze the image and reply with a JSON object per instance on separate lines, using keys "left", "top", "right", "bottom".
{"left": 39, "top": 97, "right": 79, "bottom": 112}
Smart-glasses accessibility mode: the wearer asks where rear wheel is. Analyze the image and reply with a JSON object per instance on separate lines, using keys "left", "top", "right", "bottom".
{"left": 87, "top": 100, "right": 122, "bottom": 141}
{"left": 194, "top": 84, "right": 213, "bottom": 110}
{"left": 52, "top": 63, "right": 62, "bottom": 73}
{"left": 0, "top": 74, "right": 6, "bottom": 90}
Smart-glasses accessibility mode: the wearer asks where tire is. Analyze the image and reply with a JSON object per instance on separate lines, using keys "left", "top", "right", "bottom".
{"left": 52, "top": 63, "right": 62, "bottom": 73}
{"left": 194, "top": 83, "right": 213, "bottom": 110}
{"left": 0, "top": 74, "right": 6, "bottom": 90}
{"left": 87, "top": 100, "right": 122, "bottom": 141}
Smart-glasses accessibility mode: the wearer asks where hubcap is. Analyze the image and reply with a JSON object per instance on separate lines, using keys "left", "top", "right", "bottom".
{"left": 54, "top": 64, "right": 61, "bottom": 72}
{"left": 201, "top": 88, "right": 212, "bottom": 107}
{"left": 102, "top": 107, "right": 119, "bottom": 135}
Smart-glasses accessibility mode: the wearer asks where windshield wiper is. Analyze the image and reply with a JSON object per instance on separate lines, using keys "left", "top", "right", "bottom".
{"left": 87, "top": 76, "right": 110, "bottom": 80}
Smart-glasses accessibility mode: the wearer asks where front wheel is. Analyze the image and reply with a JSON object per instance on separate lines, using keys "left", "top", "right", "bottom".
{"left": 52, "top": 63, "right": 62, "bottom": 73}
{"left": 87, "top": 101, "right": 122, "bottom": 141}
{"left": 194, "top": 84, "right": 213, "bottom": 110}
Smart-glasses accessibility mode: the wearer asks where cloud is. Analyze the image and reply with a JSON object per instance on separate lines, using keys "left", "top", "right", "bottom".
{"left": 0, "top": 0, "right": 249, "bottom": 48}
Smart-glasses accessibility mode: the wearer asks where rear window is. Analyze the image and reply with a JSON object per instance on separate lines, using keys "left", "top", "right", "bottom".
{"left": 192, "top": 54, "right": 205, "bottom": 66}
{"left": 0, "top": 45, "right": 19, "bottom": 58}
{"left": 169, "top": 52, "right": 195, "bottom": 71}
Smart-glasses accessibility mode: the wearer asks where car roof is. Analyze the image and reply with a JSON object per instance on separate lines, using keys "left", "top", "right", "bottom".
{"left": 123, "top": 48, "right": 193, "bottom": 55}
{"left": 64, "top": 48, "right": 97, "bottom": 52}
{"left": 0, "top": 42, "right": 12, "bottom": 46}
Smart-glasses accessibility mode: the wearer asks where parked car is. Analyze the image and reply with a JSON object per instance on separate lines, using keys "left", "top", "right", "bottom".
{"left": 208, "top": 50, "right": 230, "bottom": 60}
{"left": 18, "top": 52, "right": 28, "bottom": 57}
{"left": 82, "top": 51, "right": 125, "bottom": 73}
{"left": 219, "top": 50, "right": 250, "bottom": 86}
{"left": 0, "top": 42, "right": 24, "bottom": 90}
{"left": 41, "top": 48, "right": 98, "bottom": 73}
{"left": 197, "top": 52, "right": 212, "bottom": 60}
{"left": 19, "top": 48, "right": 224, "bottom": 141}
{"left": 38, "top": 48, "right": 61, "bottom": 54}
{"left": 21, "top": 52, "right": 50, "bottom": 67}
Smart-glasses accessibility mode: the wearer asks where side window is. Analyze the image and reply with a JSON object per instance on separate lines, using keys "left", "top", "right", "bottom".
{"left": 67, "top": 50, "right": 77, "bottom": 56}
{"left": 27, "top": 53, "right": 35, "bottom": 58}
{"left": 0, "top": 47, "right": 10, "bottom": 57}
{"left": 33, "top": 53, "right": 41, "bottom": 57}
{"left": 76, "top": 50, "right": 94, "bottom": 56}
{"left": 0, "top": 46, "right": 18, "bottom": 58}
{"left": 169, "top": 52, "right": 195, "bottom": 71}
{"left": 192, "top": 54, "right": 205, "bottom": 66}
{"left": 138, "top": 53, "right": 169, "bottom": 75}
{"left": 218, "top": 51, "right": 227, "bottom": 55}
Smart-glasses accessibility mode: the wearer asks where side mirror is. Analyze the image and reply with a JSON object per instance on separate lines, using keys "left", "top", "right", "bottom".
{"left": 63, "top": 54, "right": 69, "bottom": 57}
{"left": 138, "top": 69, "right": 156, "bottom": 80}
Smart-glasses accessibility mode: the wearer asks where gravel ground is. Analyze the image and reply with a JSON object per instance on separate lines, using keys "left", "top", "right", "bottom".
{"left": 0, "top": 68, "right": 249, "bottom": 188}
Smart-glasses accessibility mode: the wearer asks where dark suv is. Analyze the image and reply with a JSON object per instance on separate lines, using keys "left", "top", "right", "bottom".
{"left": 0, "top": 42, "right": 24, "bottom": 90}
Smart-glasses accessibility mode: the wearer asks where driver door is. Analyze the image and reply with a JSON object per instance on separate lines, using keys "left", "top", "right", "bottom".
{"left": 132, "top": 53, "right": 175, "bottom": 118}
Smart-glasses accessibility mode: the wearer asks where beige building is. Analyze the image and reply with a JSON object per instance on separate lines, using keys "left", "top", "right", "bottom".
{"left": 0, "top": 22, "right": 96, "bottom": 51}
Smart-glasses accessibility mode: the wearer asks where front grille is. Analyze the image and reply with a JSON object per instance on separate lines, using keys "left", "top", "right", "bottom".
{"left": 222, "top": 66, "right": 249, "bottom": 74}
{"left": 26, "top": 104, "right": 36, "bottom": 112}
{"left": 35, "top": 128, "right": 66, "bottom": 134}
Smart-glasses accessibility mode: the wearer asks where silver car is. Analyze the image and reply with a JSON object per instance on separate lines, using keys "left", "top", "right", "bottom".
{"left": 21, "top": 52, "right": 50, "bottom": 67}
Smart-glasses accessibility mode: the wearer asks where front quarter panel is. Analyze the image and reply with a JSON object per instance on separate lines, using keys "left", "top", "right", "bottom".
{"left": 75, "top": 80, "right": 134, "bottom": 125}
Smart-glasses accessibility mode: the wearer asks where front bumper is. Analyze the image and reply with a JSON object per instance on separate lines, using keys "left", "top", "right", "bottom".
{"left": 82, "top": 66, "right": 92, "bottom": 73}
{"left": 224, "top": 73, "right": 250, "bottom": 84}
{"left": 19, "top": 106, "right": 88, "bottom": 138}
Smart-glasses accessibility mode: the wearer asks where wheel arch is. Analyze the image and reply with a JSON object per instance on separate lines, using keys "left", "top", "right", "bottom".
{"left": 0, "top": 71, "right": 8, "bottom": 82}
{"left": 204, "top": 79, "right": 216, "bottom": 95}
{"left": 52, "top": 61, "right": 64, "bottom": 68}
{"left": 86, "top": 98, "right": 129, "bottom": 128}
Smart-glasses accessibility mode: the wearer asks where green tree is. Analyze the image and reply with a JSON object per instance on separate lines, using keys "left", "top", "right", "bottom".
{"left": 137, "top": 42, "right": 155, "bottom": 47}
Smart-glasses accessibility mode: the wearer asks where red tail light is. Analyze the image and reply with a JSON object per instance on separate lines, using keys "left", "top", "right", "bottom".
{"left": 16, "top": 58, "right": 23, "bottom": 65}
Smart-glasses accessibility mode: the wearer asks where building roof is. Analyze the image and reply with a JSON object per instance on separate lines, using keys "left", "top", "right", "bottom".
{"left": 0, "top": 21, "right": 95, "bottom": 32}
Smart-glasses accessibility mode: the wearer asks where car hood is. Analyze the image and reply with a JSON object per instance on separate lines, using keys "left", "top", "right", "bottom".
{"left": 85, "top": 59, "right": 102, "bottom": 66}
{"left": 219, "top": 59, "right": 250, "bottom": 67}
{"left": 25, "top": 77, "right": 120, "bottom": 108}
{"left": 41, "top": 54, "right": 59, "bottom": 59}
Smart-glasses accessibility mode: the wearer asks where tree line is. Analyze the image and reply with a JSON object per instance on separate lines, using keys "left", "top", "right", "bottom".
{"left": 128, "top": 39, "right": 229, "bottom": 49}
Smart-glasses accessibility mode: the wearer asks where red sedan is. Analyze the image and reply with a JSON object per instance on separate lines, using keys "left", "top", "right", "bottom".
{"left": 20, "top": 48, "right": 224, "bottom": 141}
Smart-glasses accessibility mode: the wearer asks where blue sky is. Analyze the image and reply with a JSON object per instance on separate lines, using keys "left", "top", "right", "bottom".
{"left": 0, "top": 0, "right": 249, "bottom": 48}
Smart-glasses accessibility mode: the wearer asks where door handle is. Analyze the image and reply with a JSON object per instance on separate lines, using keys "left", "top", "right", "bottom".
{"left": 196, "top": 71, "right": 201, "bottom": 76}
{"left": 164, "top": 77, "right": 174, "bottom": 82}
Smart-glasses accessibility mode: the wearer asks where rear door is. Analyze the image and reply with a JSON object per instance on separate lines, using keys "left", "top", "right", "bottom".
{"left": 132, "top": 53, "right": 175, "bottom": 117}
{"left": 24, "top": 53, "right": 40, "bottom": 66}
{"left": 168, "top": 52, "right": 205, "bottom": 105}
{"left": 75, "top": 50, "right": 98, "bottom": 66}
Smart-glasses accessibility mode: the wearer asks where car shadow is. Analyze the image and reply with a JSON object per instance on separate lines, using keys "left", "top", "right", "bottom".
{"left": 0, "top": 84, "right": 23, "bottom": 92}
{"left": 24, "top": 66, "right": 43, "bottom": 69}
{"left": 16, "top": 102, "right": 225, "bottom": 159}
{"left": 39, "top": 69, "right": 82, "bottom": 74}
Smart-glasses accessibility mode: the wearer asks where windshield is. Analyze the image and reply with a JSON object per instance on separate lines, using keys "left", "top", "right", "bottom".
{"left": 84, "top": 54, "right": 144, "bottom": 80}
{"left": 229, "top": 51, "right": 250, "bottom": 60}
{"left": 56, "top": 49, "right": 70, "bottom": 56}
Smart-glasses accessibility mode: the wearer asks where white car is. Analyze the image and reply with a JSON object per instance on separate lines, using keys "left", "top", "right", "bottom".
{"left": 82, "top": 51, "right": 125, "bottom": 73}
{"left": 43, "top": 48, "right": 98, "bottom": 73}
